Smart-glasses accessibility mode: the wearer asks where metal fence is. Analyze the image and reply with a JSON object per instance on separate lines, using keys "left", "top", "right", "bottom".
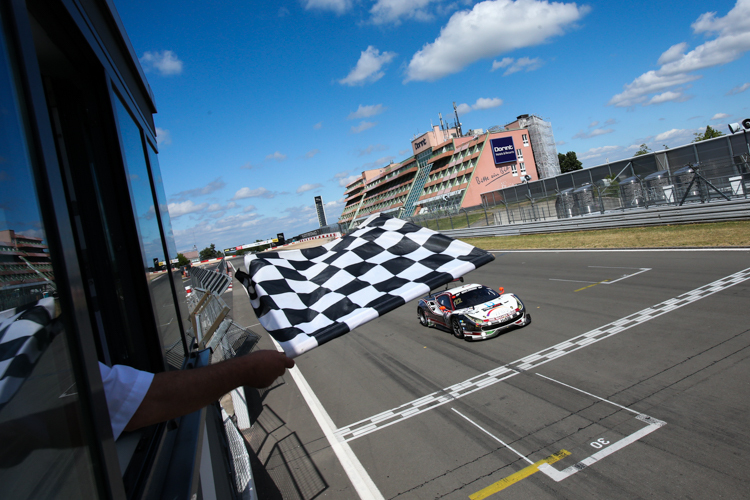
{"left": 406, "top": 134, "right": 750, "bottom": 232}
{"left": 440, "top": 198, "right": 750, "bottom": 239}
{"left": 191, "top": 262, "right": 232, "bottom": 295}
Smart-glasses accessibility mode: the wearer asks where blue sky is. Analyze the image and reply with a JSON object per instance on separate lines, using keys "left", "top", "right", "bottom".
{"left": 112, "top": 0, "right": 750, "bottom": 253}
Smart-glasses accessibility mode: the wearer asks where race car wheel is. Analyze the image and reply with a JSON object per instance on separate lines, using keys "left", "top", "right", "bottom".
{"left": 452, "top": 318, "right": 465, "bottom": 339}
{"left": 418, "top": 308, "right": 428, "bottom": 327}
{"left": 524, "top": 313, "right": 532, "bottom": 326}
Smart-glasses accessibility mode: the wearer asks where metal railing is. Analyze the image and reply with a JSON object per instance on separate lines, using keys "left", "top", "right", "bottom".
{"left": 438, "top": 198, "right": 750, "bottom": 239}
{"left": 191, "top": 262, "right": 232, "bottom": 295}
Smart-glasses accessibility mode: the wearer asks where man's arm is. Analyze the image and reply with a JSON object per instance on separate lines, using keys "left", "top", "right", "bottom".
{"left": 125, "top": 350, "right": 294, "bottom": 432}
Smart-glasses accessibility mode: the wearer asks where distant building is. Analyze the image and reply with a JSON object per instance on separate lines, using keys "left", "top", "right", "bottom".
{"left": 338, "top": 114, "right": 559, "bottom": 227}
{"left": 314, "top": 195, "right": 328, "bottom": 227}
{"left": 181, "top": 250, "right": 199, "bottom": 262}
{"left": 0, "top": 230, "right": 54, "bottom": 310}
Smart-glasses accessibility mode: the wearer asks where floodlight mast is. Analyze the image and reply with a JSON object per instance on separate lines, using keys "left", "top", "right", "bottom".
{"left": 728, "top": 119, "right": 750, "bottom": 156}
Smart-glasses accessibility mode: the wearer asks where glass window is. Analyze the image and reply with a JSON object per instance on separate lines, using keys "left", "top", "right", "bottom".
{"left": 511, "top": 163, "right": 518, "bottom": 175}
{"left": 0, "top": 9, "right": 99, "bottom": 496}
{"left": 113, "top": 96, "right": 182, "bottom": 362}
{"left": 146, "top": 144, "right": 189, "bottom": 361}
{"left": 520, "top": 162, "right": 526, "bottom": 174}
{"left": 516, "top": 149, "right": 523, "bottom": 160}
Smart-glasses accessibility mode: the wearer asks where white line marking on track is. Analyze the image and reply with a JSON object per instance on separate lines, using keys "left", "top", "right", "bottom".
{"left": 535, "top": 373, "right": 640, "bottom": 415}
{"left": 452, "top": 408, "right": 534, "bottom": 465}
{"left": 550, "top": 267, "right": 651, "bottom": 285}
{"left": 238, "top": 277, "right": 383, "bottom": 500}
{"left": 491, "top": 249, "right": 750, "bottom": 252}
{"left": 539, "top": 415, "right": 666, "bottom": 482}
{"left": 334, "top": 267, "right": 750, "bottom": 442}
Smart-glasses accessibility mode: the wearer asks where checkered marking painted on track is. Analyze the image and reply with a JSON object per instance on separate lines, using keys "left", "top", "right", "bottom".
{"left": 334, "top": 267, "right": 750, "bottom": 443}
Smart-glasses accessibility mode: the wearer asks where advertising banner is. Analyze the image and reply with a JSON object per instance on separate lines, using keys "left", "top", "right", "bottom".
{"left": 490, "top": 137, "right": 517, "bottom": 165}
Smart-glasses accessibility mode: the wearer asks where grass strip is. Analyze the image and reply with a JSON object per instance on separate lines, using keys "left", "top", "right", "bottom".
{"left": 459, "top": 221, "right": 750, "bottom": 250}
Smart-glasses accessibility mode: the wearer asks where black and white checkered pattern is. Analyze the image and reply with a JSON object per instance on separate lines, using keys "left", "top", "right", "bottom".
{"left": 0, "top": 297, "right": 58, "bottom": 410}
{"left": 236, "top": 214, "right": 494, "bottom": 357}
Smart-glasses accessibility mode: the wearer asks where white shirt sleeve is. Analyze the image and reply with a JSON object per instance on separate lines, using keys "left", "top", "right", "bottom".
{"left": 99, "top": 362, "right": 154, "bottom": 440}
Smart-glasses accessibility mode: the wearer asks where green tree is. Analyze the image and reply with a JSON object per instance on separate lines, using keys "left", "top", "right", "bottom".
{"left": 177, "top": 253, "right": 190, "bottom": 266}
{"left": 558, "top": 151, "right": 583, "bottom": 173}
{"left": 693, "top": 125, "right": 724, "bottom": 142}
{"left": 634, "top": 143, "right": 651, "bottom": 156}
{"left": 199, "top": 243, "right": 219, "bottom": 260}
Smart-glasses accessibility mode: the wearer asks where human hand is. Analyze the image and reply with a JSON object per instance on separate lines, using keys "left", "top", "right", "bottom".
{"left": 241, "top": 350, "right": 295, "bottom": 388}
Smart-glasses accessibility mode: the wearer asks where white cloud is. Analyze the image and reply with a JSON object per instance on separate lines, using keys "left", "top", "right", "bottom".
{"left": 357, "top": 144, "right": 388, "bottom": 156}
{"left": 490, "top": 57, "right": 513, "bottom": 71}
{"left": 455, "top": 97, "right": 503, "bottom": 115}
{"left": 156, "top": 127, "right": 172, "bottom": 146}
{"left": 240, "top": 162, "right": 254, "bottom": 170}
{"left": 573, "top": 128, "right": 615, "bottom": 139}
{"left": 657, "top": 42, "right": 689, "bottom": 65}
{"left": 604, "top": 118, "right": 617, "bottom": 126}
{"left": 492, "top": 56, "right": 543, "bottom": 76}
{"left": 404, "top": 0, "right": 588, "bottom": 82}
{"left": 727, "top": 82, "right": 750, "bottom": 95}
{"left": 313, "top": 122, "right": 323, "bottom": 129}
{"left": 711, "top": 112, "right": 731, "bottom": 120}
{"left": 653, "top": 128, "right": 697, "bottom": 142}
{"left": 297, "top": 183, "right": 322, "bottom": 194}
{"left": 588, "top": 121, "right": 599, "bottom": 128}
{"left": 140, "top": 50, "right": 183, "bottom": 76}
{"left": 265, "top": 151, "right": 287, "bottom": 162}
{"left": 473, "top": 97, "right": 503, "bottom": 110}
{"left": 170, "top": 178, "right": 226, "bottom": 202}
{"left": 339, "top": 46, "right": 397, "bottom": 86}
{"left": 339, "top": 174, "right": 362, "bottom": 187}
{"left": 168, "top": 200, "right": 208, "bottom": 218}
{"left": 232, "top": 187, "right": 275, "bottom": 200}
{"left": 370, "top": 0, "right": 441, "bottom": 25}
{"left": 242, "top": 205, "right": 257, "bottom": 213}
{"left": 351, "top": 121, "right": 377, "bottom": 133}
{"left": 305, "top": 149, "right": 320, "bottom": 159}
{"left": 578, "top": 145, "right": 621, "bottom": 161}
{"left": 303, "top": 0, "right": 352, "bottom": 14}
{"left": 278, "top": 6, "right": 290, "bottom": 17}
{"left": 647, "top": 90, "right": 690, "bottom": 105}
{"left": 610, "top": 1, "right": 750, "bottom": 107}
{"left": 348, "top": 104, "right": 386, "bottom": 119}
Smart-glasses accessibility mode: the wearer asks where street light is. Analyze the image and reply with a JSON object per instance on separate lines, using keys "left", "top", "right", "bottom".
{"left": 728, "top": 118, "right": 750, "bottom": 155}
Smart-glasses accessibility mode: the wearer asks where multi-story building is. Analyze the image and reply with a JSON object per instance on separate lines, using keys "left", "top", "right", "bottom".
{"left": 338, "top": 115, "right": 559, "bottom": 227}
{"left": 0, "top": 230, "right": 55, "bottom": 310}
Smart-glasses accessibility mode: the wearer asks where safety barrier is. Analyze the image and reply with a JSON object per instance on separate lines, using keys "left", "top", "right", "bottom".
{"left": 440, "top": 198, "right": 750, "bottom": 239}
{"left": 190, "top": 263, "right": 231, "bottom": 295}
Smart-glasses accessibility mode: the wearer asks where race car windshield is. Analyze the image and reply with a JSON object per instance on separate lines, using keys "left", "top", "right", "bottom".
{"left": 453, "top": 287, "right": 500, "bottom": 308}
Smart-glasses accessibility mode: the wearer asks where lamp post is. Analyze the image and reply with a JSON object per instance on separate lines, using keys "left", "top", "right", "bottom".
{"left": 728, "top": 119, "right": 750, "bottom": 156}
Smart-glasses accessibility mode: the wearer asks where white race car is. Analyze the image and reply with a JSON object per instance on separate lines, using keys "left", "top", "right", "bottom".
{"left": 417, "top": 283, "right": 530, "bottom": 340}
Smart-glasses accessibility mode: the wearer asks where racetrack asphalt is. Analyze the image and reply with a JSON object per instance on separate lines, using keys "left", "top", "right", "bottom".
{"left": 224, "top": 249, "right": 750, "bottom": 499}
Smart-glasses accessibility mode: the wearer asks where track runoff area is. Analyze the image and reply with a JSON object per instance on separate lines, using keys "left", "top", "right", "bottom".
{"left": 228, "top": 249, "right": 750, "bottom": 499}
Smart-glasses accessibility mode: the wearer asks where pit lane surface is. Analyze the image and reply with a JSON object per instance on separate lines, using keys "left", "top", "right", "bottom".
{"left": 227, "top": 250, "right": 750, "bottom": 499}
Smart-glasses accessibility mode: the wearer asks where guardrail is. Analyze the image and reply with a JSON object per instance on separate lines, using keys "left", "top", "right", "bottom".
{"left": 440, "top": 198, "right": 750, "bottom": 239}
{"left": 190, "top": 263, "right": 232, "bottom": 295}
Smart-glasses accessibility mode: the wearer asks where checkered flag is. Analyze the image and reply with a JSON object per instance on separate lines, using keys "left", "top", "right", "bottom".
{"left": 235, "top": 214, "right": 494, "bottom": 357}
{"left": 0, "top": 297, "right": 59, "bottom": 411}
